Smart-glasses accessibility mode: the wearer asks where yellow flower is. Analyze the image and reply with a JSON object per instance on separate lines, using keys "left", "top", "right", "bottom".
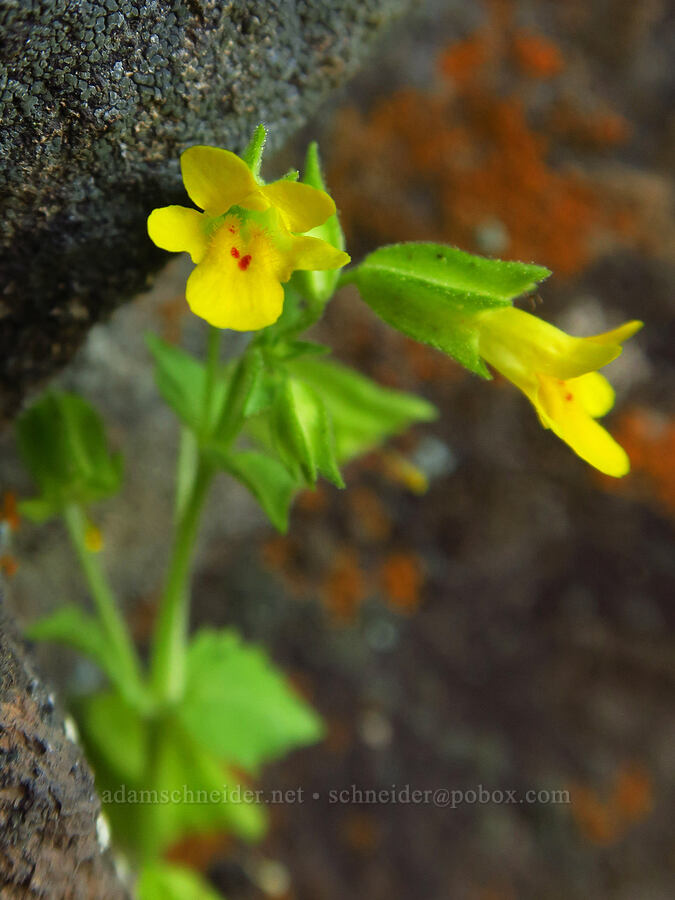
{"left": 476, "top": 306, "right": 642, "bottom": 477}
{"left": 147, "top": 146, "right": 350, "bottom": 330}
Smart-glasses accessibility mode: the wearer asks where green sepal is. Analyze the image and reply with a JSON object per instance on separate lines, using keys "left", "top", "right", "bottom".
{"left": 294, "top": 142, "right": 347, "bottom": 305}
{"left": 16, "top": 391, "right": 123, "bottom": 521}
{"left": 272, "top": 377, "right": 344, "bottom": 488}
{"left": 242, "top": 123, "right": 267, "bottom": 180}
{"left": 207, "top": 448, "right": 299, "bottom": 533}
{"left": 287, "top": 357, "right": 437, "bottom": 461}
{"left": 268, "top": 339, "right": 330, "bottom": 362}
{"left": 215, "top": 347, "right": 268, "bottom": 444}
{"left": 179, "top": 629, "right": 324, "bottom": 772}
{"left": 351, "top": 242, "right": 551, "bottom": 377}
{"left": 138, "top": 863, "right": 225, "bottom": 900}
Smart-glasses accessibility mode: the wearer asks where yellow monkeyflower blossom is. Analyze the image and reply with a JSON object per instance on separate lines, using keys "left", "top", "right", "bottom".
{"left": 147, "top": 146, "right": 350, "bottom": 330}
{"left": 476, "top": 306, "right": 642, "bottom": 477}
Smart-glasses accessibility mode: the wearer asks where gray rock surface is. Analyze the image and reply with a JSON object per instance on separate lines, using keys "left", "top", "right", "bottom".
{"left": 0, "top": 0, "right": 410, "bottom": 423}
{"left": 0, "top": 594, "right": 129, "bottom": 898}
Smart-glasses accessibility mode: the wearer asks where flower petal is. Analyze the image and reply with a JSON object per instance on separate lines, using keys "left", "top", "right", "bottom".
{"left": 147, "top": 206, "right": 209, "bottom": 263}
{"left": 180, "top": 146, "right": 258, "bottom": 216}
{"left": 535, "top": 374, "right": 630, "bottom": 476}
{"left": 587, "top": 320, "right": 643, "bottom": 346}
{"left": 478, "top": 307, "right": 626, "bottom": 380}
{"left": 567, "top": 371, "right": 615, "bottom": 418}
{"left": 261, "top": 180, "right": 336, "bottom": 232}
{"left": 285, "top": 234, "right": 350, "bottom": 275}
{"left": 185, "top": 220, "right": 285, "bottom": 331}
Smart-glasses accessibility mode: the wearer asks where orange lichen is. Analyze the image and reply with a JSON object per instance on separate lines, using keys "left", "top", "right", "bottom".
{"left": 0, "top": 554, "right": 19, "bottom": 578}
{"left": 166, "top": 832, "right": 231, "bottom": 870}
{"left": 379, "top": 551, "right": 424, "bottom": 614}
{"left": 341, "top": 812, "right": 382, "bottom": 853}
{"left": 549, "top": 103, "right": 632, "bottom": 150}
{"left": 613, "top": 762, "right": 653, "bottom": 823}
{"left": 606, "top": 409, "right": 675, "bottom": 513}
{"left": 158, "top": 293, "right": 191, "bottom": 344}
{"left": 439, "top": 33, "right": 489, "bottom": 85}
{"left": 326, "top": 6, "right": 638, "bottom": 277}
{"left": 569, "top": 761, "right": 654, "bottom": 846}
{"left": 402, "top": 338, "right": 464, "bottom": 382}
{"left": 569, "top": 783, "right": 621, "bottom": 846}
{"left": 321, "top": 548, "right": 367, "bottom": 622}
{"left": 511, "top": 32, "right": 564, "bottom": 79}
{"left": 296, "top": 484, "right": 329, "bottom": 513}
{"left": 262, "top": 535, "right": 294, "bottom": 570}
{"left": 347, "top": 486, "right": 392, "bottom": 542}
{"left": 1, "top": 492, "right": 20, "bottom": 532}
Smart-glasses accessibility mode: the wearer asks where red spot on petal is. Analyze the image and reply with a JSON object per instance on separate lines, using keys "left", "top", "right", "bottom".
{"left": 228, "top": 225, "right": 236, "bottom": 234}
{"left": 565, "top": 392, "right": 573, "bottom": 402}
{"left": 238, "top": 254, "right": 252, "bottom": 271}
{"left": 230, "top": 247, "right": 240, "bottom": 258}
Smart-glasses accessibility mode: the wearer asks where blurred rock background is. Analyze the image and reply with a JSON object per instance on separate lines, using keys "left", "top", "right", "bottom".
{"left": 1, "top": 0, "right": 674, "bottom": 897}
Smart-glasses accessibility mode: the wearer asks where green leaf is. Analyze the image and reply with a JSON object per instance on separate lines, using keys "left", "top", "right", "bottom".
{"left": 352, "top": 242, "right": 551, "bottom": 376}
{"left": 77, "top": 696, "right": 265, "bottom": 857}
{"left": 295, "top": 141, "right": 347, "bottom": 304}
{"left": 209, "top": 449, "right": 300, "bottom": 533}
{"left": 18, "top": 497, "right": 61, "bottom": 524}
{"left": 180, "top": 629, "right": 324, "bottom": 772}
{"left": 138, "top": 863, "right": 225, "bottom": 900}
{"left": 288, "top": 357, "right": 437, "bottom": 461}
{"left": 272, "top": 377, "right": 344, "bottom": 488}
{"left": 242, "top": 123, "right": 267, "bottom": 180}
{"left": 146, "top": 334, "right": 229, "bottom": 434}
{"left": 25, "top": 605, "right": 117, "bottom": 686}
{"left": 77, "top": 690, "right": 148, "bottom": 783}
{"left": 148, "top": 722, "right": 267, "bottom": 851}
{"left": 16, "top": 391, "right": 123, "bottom": 519}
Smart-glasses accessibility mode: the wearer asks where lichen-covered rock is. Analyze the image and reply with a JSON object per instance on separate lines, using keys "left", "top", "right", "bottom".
{"left": 0, "top": 0, "right": 410, "bottom": 423}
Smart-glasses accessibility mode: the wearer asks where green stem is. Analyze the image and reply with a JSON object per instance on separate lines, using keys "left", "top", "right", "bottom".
{"left": 150, "top": 325, "right": 221, "bottom": 705}
{"left": 63, "top": 504, "right": 144, "bottom": 703}
{"left": 202, "top": 324, "right": 221, "bottom": 438}
{"left": 149, "top": 459, "right": 213, "bottom": 704}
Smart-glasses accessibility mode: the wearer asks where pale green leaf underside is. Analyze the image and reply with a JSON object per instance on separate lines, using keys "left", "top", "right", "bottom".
{"left": 353, "top": 242, "right": 550, "bottom": 377}
{"left": 288, "top": 357, "right": 437, "bottom": 461}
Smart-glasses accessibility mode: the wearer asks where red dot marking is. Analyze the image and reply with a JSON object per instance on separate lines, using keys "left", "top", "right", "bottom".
{"left": 238, "top": 254, "right": 252, "bottom": 271}
{"left": 564, "top": 392, "right": 573, "bottom": 402}
{"left": 230, "top": 247, "right": 240, "bottom": 259}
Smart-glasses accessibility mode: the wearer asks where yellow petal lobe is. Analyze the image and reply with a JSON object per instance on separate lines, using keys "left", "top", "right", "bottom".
{"left": 147, "top": 206, "right": 209, "bottom": 263}
{"left": 567, "top": 371, "right": 615, "bottom": 418}
{"left": 535, "top": 374, "right": 630, "bottom": 477}
{"left": 261, "top": 180, "right": 336, "bottom": 232}
{"left": 587, "top": 320, "right": 643, "bottom": 346}
{"left": 185, "top": 217, "right": 285, "bottom": 331}
{"left": 286, "top": 234, "right": 350, "bottom": 275}
{"left": 180, "top": 146, "right": 258, "bottom": 216}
